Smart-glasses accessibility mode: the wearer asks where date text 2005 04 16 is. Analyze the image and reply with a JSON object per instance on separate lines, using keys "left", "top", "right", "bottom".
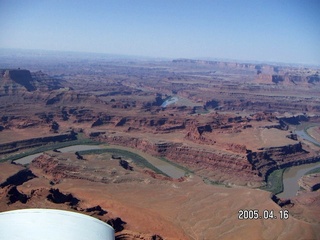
{"left": 238, "top": 209, "right": 289, "bottom": 220}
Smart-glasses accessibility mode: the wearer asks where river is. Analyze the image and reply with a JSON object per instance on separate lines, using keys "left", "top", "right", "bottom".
{"left": 295, "top": 129, "right": 320, "bottom": 146}
{"left": 161, "top": 97, "right": 178, "bottom": 107}
{"left": 14, "top": 126, "right": 320, "bottom": 190}
{"left": 13, "top": 144, "right": 185, "bottom": 179}
{"left": 276, "top": 126, "right": 320, "bottom": 198}
{"left": 13, "top": 145, "right": 102, "bottom": 165}
{"left": 277, "top": 162, "right": 320, "bottom": 198}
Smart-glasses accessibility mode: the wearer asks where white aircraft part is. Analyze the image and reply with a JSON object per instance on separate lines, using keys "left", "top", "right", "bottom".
{"left": 0, "top": 209, "right": 114, "bottom": 240}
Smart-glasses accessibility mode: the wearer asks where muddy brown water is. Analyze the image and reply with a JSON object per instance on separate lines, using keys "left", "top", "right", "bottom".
{"left": 276, "top": 127, "right": 320, "bottom": 198}
{"left": 277, "top": 162, "right": 320, "bottom": 198}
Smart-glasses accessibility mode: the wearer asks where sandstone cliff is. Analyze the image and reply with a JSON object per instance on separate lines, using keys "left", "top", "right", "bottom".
{"left": 0, "top": 69, "right": 65, "bottom": 94}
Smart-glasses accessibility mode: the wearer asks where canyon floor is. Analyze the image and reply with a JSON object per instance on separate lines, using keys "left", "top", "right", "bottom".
{"left": 0, "top": 50, "right": 320, "bottom": 239}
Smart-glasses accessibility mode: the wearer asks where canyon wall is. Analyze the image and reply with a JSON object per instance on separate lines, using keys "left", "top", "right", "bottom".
{"left": 0, "top": 132, "right": 77, "bottom": 155}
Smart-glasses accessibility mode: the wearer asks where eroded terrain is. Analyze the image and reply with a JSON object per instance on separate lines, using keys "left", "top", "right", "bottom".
{"left": 0, "top": 52, "right": 320, "bottom": 239}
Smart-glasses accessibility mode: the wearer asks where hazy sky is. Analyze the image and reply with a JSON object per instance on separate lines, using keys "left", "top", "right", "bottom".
{"left": 0, "top": 0, "right": 319, "bottom": 64}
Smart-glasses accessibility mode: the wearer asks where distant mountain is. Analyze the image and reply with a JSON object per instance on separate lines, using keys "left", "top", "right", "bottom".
{"left": 0, "top": 69, "right": 66, "bottom": 94}
{"left": 173, "top": 58, "right": 320, "bottom": 86}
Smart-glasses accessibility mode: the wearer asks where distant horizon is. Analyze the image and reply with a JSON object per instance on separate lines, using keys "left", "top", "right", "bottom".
{"left": 1, "top": 47, "right": 319, "bottom": 68}
{"left": 1, "top": 47, "right": 319, "bottom": 69}
{"left": 1, "top": 1, "right": 319, "bottom": 66}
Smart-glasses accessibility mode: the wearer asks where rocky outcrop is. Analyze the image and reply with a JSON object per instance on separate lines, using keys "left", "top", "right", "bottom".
{"left": 31, "top": 70, "right": 66, "bottom": 91}
{"left": 50, "top": 121, "right": 59, "bottom": 132}
{"left": 271, "top": 194, "right": 294, "bottom": 207}
{"left": 278, "top": 114, "right": 309, "bottom": 125}
{"left": 311, "top": 183, "right": 320, "bottom": 191}
{"left": 46, "top": 92, "right": 64, "bottom": 105}
{"left": 258, "top": 73, "right": 320, "bottom": 86}
{"left": 84, "top": 205, "right": 108, "bottom": 216}
{"left": 0, "top": 169, "right": 36, "bottom": 187}
{"left": 45, "top": 91, "right": 103, "bottom": 106}
{"left": 107, "top": 217, "right": 127, "bottom": 233}
{"left": 5, "top": 186, "right": 29, "bottom": 204}
{"left": 30, "top": 152, "right": 147, "bottom": 184}
{"left": 47, "top": 188, "right": 80, "bottom": 206}
{"left": 31, "top": 153, "right": 83, "bottom": 183}
{"left": 89, "top": 131, "right": 106, "bottom": 137}
{"left": 90, "top": 114, "right": 187, "bottom": 133}
{"left": 205, "top": 99, "right": 219, "bottom": 109}
{"left": 262, "top": 120, "right": 288, "bottom": 130}
{"left": 172, "top": 59, "right": 271, "bottom": 73}
{"left": 298, "top": 173, "right": 320, "bottom": 192}
{"left": 286, "top": 133, "right": 298, "bottom": 141}
{"left": 247, "top": 143, "right": 320, "bottom": 180}
{"left": 4, "top": 69, "right": 36, "bottom": 91}
{"left": 119, "top": 160, "right": 133, "bottom": 171}
{"left": 0, "top": 69, "right": 65, "bottom": 94}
